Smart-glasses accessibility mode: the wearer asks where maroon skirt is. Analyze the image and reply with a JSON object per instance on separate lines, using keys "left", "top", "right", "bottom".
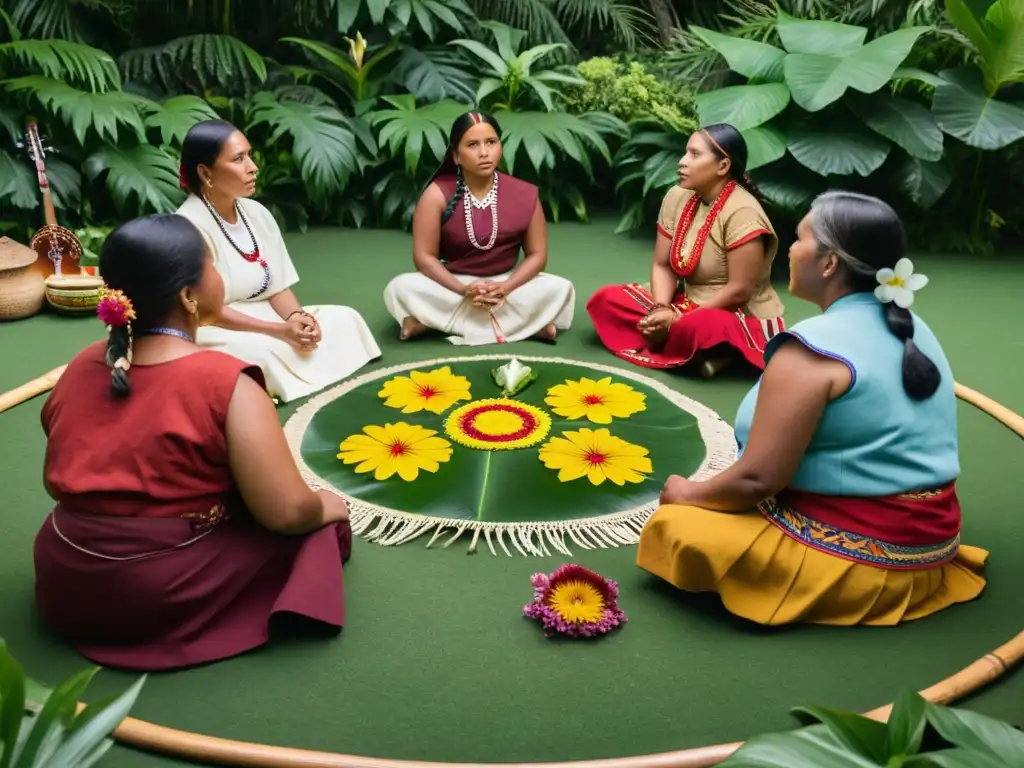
{"left": 33, "top": 506, "right": 352, "bottom": 671}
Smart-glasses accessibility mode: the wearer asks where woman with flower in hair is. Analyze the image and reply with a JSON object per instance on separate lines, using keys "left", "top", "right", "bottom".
{"left": 586, "top": 123, "right": 786, "bottom": 378}
{"left": 637, "top": 192, "right": 987, "bottom": 627}
{"left": 176, "top": 119, "right": 380, "bottom": 403}
{"left": 383, "top": 111, "right": 575, "bottom": 345}
{"left": 33, "top": 214, "right": 353, "bottom": 671}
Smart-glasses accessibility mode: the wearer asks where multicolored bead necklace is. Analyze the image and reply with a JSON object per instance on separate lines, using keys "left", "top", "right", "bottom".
{"left": 201, "top": 196, "right": 271, "bottom": 299}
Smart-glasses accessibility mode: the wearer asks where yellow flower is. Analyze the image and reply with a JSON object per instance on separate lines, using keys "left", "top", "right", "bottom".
{"left": 545, "top": 377, "right": 646, "bottom": 424}
{"left": 538, "top": 427, "right": 652, "bottom": 486}
{"left": 337, "top": 422, "right": 453, "bottom": 482}
{"left": 378, "top": 366, "right": 472, "bottom": 415}
{"left": 444, "top": 399, "right": 551, "bottom": 451}
{"left": 548, "top": 580, "right": 605, "bottom": 624}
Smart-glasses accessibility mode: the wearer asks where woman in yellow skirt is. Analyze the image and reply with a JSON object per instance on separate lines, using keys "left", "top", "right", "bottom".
{"left": 637, "top": 191, "right": 988, "bottom": 626}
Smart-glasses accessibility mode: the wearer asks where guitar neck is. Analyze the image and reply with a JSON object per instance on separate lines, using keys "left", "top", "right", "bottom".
{"left": 40, "top": 186, "right": 57, "bottom": 228}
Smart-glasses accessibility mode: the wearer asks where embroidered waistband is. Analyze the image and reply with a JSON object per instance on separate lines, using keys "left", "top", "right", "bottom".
{"left": 758, "top": 497, "right": 960, "bottom": 569}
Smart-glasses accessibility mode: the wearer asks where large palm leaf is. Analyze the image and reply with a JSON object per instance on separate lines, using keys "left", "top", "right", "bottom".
{"left": 391, "top": 46, "right": 479, "bottom": 103}
{"left": 84, "top": 143, "right": 183, "bottom": 214}
{"left": 142, "top": 95, "right": 221, "bottom": 146}
{"left": 450, "top": 21, "right": 584, "bottom": 111}
{"left": 468, "top": 0, "right": 655, "bottom": 52}
{"left": 495, "top": 109, "right": 624, "bottom": 176}
{"left": 3, "top": 76, "right": 150, "bottom": 145}
{"left": 0, "top": 149, "right": 36, "bottom": 210}
{"left": 8, "top": 0, "right": 90, "bottom": 42}
{"left": 336, "top": 0, "right": 473, "bottom": 39}
{"left": 246, "top": 92, "right": 372, "bottom": 201}
{"left": 0, "top": 38, "right": 120, "bottom": 91}
{"left": 119, "top": 35, "right": 267, "bottom": 93}
{"left": 369, "top": 94, "right": 469, "bottom": 173}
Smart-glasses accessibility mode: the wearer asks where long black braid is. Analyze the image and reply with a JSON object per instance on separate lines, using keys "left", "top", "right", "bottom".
{"left": 441, "top": 165, "right": 466, "bottom": 225}
{"left": 104, "top": 324, "right": 132, "bottom": 397}
{"left": 740, "top": 172, "right": 766, "bottom": 205}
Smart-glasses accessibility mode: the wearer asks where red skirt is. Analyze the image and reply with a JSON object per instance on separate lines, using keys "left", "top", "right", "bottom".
{"left": 586, "top": 283, "right": 783, "bottom": 371}
{"left": 33, "top": 506, "right": 352, "bottom": 671}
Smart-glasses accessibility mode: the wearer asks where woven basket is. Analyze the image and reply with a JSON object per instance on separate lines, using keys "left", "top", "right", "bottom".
{"left": 44, "top": 274, "right": 105, "bottom": 316}
{"left": 0, "top": 237, "right": 46, "bottom": 321}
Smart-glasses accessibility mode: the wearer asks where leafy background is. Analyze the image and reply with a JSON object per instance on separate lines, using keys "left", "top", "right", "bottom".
{"left": 0, "top": 0, "right": 1021, "bottom": 258}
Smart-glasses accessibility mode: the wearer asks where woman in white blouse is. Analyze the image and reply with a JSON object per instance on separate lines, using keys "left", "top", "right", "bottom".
{"left": 175, "top": 120, "right": 381, "bottom": 403}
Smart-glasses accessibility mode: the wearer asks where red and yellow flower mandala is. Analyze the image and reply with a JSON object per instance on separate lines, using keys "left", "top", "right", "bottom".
{"left": 443, "top": 398, "right": 552, "bottom": 451}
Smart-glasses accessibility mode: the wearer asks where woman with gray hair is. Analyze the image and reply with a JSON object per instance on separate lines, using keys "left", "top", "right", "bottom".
{"left": 636, "top": 190, "right": 988, "bottom": 627}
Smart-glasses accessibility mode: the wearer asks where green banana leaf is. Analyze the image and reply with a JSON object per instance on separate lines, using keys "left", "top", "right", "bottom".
{"left": 300, "top": 360, "right": 709, "bottom": 523}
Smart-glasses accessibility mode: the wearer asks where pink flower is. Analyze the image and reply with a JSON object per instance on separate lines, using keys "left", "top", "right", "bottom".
{"left": 97, "top": 289, "right": 136, "bottom": 327}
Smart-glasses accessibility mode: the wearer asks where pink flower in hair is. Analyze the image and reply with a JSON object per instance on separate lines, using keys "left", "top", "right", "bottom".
{"left": 97, "top": 288, "right": 136, "bottom": 327}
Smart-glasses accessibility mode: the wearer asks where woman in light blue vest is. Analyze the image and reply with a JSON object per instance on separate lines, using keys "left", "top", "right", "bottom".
{"left": 636, "top": 190, "right": 988, "bottom": 626}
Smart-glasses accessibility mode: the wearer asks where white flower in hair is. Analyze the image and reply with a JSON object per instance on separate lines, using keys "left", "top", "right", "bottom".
{"left": 875, "top": 258, "right": 928, "bottom": 309}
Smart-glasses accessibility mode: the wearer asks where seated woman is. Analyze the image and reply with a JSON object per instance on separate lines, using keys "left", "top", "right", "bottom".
{"left": 587, "top": 123, "right": 785, "bottom": 378}
{"left": 636, "top": 191, "right": 987, "bottom": 627}
{"left": 33, "top": 214, "right": 353, "bottom": 671}
{"left": 383, "top": 111, "right": 575, "bottom": 346}
{"left": 176, "top": 119, "right": 381, "bottom": 403}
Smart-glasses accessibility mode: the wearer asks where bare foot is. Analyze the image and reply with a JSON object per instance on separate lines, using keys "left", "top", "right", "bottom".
{"left": 533, "top": 323, "right": 557, "bottom": 342}
{"left": 699, "top": 357, "right": 732, "bottom": 379}
{"left": 400, "top": 317, "right": 428, "bottom": 340}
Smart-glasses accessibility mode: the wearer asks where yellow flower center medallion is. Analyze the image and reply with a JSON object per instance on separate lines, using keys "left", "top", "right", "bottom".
{"left": 443, "top": 399, "right": 552, "bottom": 451}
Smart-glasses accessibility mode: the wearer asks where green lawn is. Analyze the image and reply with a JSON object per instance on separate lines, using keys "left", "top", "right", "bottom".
{"left": 0, "top": 217, "right": 1020, "bottom": 766}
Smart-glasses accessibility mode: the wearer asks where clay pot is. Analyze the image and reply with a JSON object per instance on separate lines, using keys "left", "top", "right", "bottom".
{"left": 0, "top": 236, "right": 46, "bottom": 321}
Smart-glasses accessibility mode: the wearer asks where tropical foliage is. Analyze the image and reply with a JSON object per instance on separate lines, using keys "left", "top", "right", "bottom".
{"left": 719, "top": 688, "right": 1024, "bottom": 767}
{"left": 0, "top": 638, "right": 145, "bottom": 766}
{"left": 669, "top": 0, "right": 1024, "bottom": 251}
{"left": 0, "top": 0, "right": 1021, "bottom": 253}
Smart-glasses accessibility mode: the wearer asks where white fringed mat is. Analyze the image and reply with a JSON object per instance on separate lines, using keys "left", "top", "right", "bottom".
{"left": 284, "top": 354, "right": 738, "bottom": 556}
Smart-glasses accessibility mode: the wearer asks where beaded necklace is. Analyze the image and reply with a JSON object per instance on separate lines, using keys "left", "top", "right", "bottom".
{"left": 201, "top": 196, "right": 271, "bottom": 299}
{"left": 669, "top": 181, "right": 737, "bottom": 278}
{"left": 140, "top": 327, "right": 195, "bottom": 343}
{"left": 464, "top": 171, "right": 499, "bottom": 251}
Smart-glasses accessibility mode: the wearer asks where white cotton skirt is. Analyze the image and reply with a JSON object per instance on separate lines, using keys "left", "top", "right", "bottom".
{"left": 382, "top": 271, "right": 576, "bottom": 346}
{"left": 196, "top": 300, "right": 381, "bottom": 403}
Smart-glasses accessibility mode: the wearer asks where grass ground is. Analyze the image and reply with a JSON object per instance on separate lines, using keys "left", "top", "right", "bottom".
{"left": 0, "top": 217, "right": 1021, "bottom": 766}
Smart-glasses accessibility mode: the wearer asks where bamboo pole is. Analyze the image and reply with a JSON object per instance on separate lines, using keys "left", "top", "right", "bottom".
{"left": 0, "top": 365, "right": 66, "bottom": 415}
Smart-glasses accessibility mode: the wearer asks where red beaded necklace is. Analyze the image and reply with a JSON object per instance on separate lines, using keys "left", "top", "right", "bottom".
{"left": 202, "top": 196, "right": 271, "bottom": 299}
{"left": 669, "top": 180, "right": 736, "bottom": 278}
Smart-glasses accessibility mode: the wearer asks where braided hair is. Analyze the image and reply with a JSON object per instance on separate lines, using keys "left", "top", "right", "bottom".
{"left": 809, "top": 190, "right": 941, "bottom": 401}
{"left": 98, "top": 215, "right": 208, "bottom": 397}
{"left": 700, "top": 123, "right": 764, "bottom": 204}
{"left": 437, "top": 111, "right": 503, "bottom": 225}
{"left": 441, "top": 166, "right": 466, "bottom": 225}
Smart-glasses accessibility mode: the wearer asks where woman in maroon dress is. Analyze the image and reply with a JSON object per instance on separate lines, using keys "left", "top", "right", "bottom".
{"left": 33, "top": 214, "right": 352, "bottom": 672}
{"left": 586, "top": 124, "right": 786, "bottom": 378}
{"left": 383, "top": 110, "right": 576, "bottom": 346}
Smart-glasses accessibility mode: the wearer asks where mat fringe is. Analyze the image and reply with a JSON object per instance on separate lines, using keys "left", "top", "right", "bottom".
{"left": 284, "top": 355, "right": 737, "bottom": 556}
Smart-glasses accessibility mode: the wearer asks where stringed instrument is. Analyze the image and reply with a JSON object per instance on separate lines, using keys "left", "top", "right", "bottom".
{"left": 25, "top": 122, "right": 83, "bottom": 279}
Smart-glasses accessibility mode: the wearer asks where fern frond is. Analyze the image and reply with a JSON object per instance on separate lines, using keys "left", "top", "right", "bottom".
{"left": 0, "top": 38, "right": 120, "bottom": 91}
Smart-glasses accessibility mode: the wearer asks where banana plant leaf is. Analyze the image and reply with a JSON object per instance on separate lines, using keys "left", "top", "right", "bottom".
{"left": 299, "top": 360, "right": 708, "bottom": 524}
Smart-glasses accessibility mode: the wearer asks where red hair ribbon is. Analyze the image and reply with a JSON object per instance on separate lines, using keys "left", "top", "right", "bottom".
{"left": 178, "top": 163, "right": 189, "bottom": 191}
